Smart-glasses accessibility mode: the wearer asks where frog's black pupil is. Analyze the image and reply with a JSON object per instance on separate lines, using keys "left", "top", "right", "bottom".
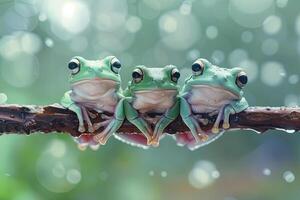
{"left": 238, "top": 75, "right": 248, "bottom": 84}
{"left": 112, "top": 61, "right": 121, "bottom": 68}
{"left": 132, "top": 71, "right": 142, "bottom": 79}
{"left": 173, "top": 71, "right": 180, "bottom": 79}
{"left": 192, "top": 63, "right": 201, "bottom": 72}
{"left": 68, "top": 62, "right": 79, "bottom": 70}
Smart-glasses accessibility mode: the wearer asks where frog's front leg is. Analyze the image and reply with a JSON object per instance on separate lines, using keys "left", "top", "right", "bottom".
{"left": 180, "top": 97, "right": 208, "bottom": 142}
{"left": 61, "top": 91, "right": 85, "bottom": 132}
{"left": 151, "top": 98, "right": 180, "bottom": 146}
{"left": 93, "top": 99, "right": 125, "bottom": 145}
{"left": 223, "top": 97, "right": 249, "bottom": 129}
{"left": 124, "top": 97, "right": 152, "bottom": 145}
{"left": 211, "top": 105, "right": 226, "bottom": 134}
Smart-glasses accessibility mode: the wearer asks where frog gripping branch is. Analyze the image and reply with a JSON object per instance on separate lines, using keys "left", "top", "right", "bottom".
{"left": 178, "top": 58, "right": 249, "bottom": 150}
{"left": 0, "top": 57, "right": 300, "bottom": 151}
{"left": 121, "top": 65, "right": 180, "bottom": 147}
{"left": 61, "top": 56, "right": 125, "bottom": 150}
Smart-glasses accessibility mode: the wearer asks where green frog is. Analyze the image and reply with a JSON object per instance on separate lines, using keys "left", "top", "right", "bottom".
{"left": 61, "top": 56, "right": 124, "bottom": 147}
{"left": 179, "top": 58, "right": 249, "bottom": 150}
{"left": 119, "top": 65, "right": 180, "bottom": 147}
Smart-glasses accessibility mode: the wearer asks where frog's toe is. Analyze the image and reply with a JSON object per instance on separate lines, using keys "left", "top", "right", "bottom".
{"left": 150, "top": 137, "right": 160, "bottom": 147}
{"left": 211, "top": 127, "right": 219, "bottom": 134}
{"left": 88, "top": 126, "right": 95, "bottom": 133}
{"left": 199, "top": 134, "right": 209, "bottom": 141}
{"left": 78, "top": 126, "right": 85, "bottom": 133}
{"left": 222, "top": 122, "right": 230, "bottom": 129}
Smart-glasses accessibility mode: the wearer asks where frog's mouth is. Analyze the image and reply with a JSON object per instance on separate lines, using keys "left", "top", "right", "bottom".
{"left": 72, "top": 78, "right": 118, "bottom": 86}
{"left": 134, "top": 89, "right": 177, "bottom": 94}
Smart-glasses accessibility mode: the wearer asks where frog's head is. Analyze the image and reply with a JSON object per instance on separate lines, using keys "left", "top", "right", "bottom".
{"left": 67, "top": 56, "right": 122, "bottom": 84}
{"left": 185, "top": 58, "right": 248, "bottom": 97}
{"left": 128, "top": 65, "right": 180, "bottom": 92}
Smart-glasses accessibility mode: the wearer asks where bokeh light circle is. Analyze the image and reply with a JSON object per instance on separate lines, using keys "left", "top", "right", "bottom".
{"left": 36, "top": 140, "right": 81, "bottom": 193}
{"left": 159, "top": 11, "right": 200, "bottom": 50}
{"left": 261, "top": 61, "right": 286, "bottom": 86}
{"left": 229, "top": 0, "right": 275, "bottom": 28}
{"left": 188, "top": 160, "right": 219, "bottom": 189}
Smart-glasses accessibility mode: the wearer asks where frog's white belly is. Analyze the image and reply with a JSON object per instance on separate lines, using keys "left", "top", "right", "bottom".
{"left": 133, "top": 90, "right": 177, "bottom": 114}
{"left": 70, "top": 79, "right": 118, "bottom": 113}
{"left": 187, "top": 85, "right": 239, "bottom": 113}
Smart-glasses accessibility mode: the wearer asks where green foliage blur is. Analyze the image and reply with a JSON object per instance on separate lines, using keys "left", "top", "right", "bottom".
{"left": 0, "top": 0, "right": 300, "bottom": 199}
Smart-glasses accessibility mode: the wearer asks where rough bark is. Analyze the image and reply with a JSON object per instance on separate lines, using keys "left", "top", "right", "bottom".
{"left": 0, "top": 104, "right": 299, "bottom": 137}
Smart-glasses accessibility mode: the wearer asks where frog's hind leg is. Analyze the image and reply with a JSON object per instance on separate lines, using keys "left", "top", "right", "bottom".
{"left": 222, "top": 97, "right": 249, "bottom": 129}
{"left": 123, "top": 98, "right": 152, "bottom": 145}
{"left": 81, "top": 107, "right": 94, "bottom": 132}
{"left": 93, "top": 99, "right": 125, "bottom": 145}
{"left": 151, "top": 99, "right": 180, "bottom": 147}
{"left": 180, "top": 97, "right": 207, "bottom": 142}
{"left": 222, "top": 105, "right": 235, "bottom": 129}
{"left": 212, "top": 105, "right": 225, "bottom": 134}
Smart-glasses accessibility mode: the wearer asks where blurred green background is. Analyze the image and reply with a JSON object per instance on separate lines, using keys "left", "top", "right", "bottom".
{"left": 0, "top": 0, "right": 300, "bottom": 199}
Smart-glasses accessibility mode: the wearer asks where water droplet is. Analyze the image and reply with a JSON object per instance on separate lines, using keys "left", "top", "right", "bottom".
{"left": 263, "top": 168, "right": 271, "bottom": 176}
{"left": 283, "top": 171, "right": 295, "bottom": 183}
{"left": 45, "top": 38, "right": 54, "bottom": 48}
{"left": 161, "top": 171, "right": 168, "bottom": 178}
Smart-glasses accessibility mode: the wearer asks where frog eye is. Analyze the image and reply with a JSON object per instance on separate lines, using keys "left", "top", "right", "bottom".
{"left": 192, "top": 61, "right": 204, "bottom": 75}
{"left": 236, "top": 71, "right": 248, "bottom": 88}
{"left": 132, "top": 68, "right": 143, "bottom": 83}
{"left": 68, "top": 58, "right": 80, "bottom": 75}
{"left": 171, "top": 68, "right": 180, "bottom": 82}
{"left": 110, "top": 57, "right": 122, "bottom": 74}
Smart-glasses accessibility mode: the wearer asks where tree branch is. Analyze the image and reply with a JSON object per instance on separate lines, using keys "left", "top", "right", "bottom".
{"left": 0, "top": 104, "right": 299, "bottom": 137}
